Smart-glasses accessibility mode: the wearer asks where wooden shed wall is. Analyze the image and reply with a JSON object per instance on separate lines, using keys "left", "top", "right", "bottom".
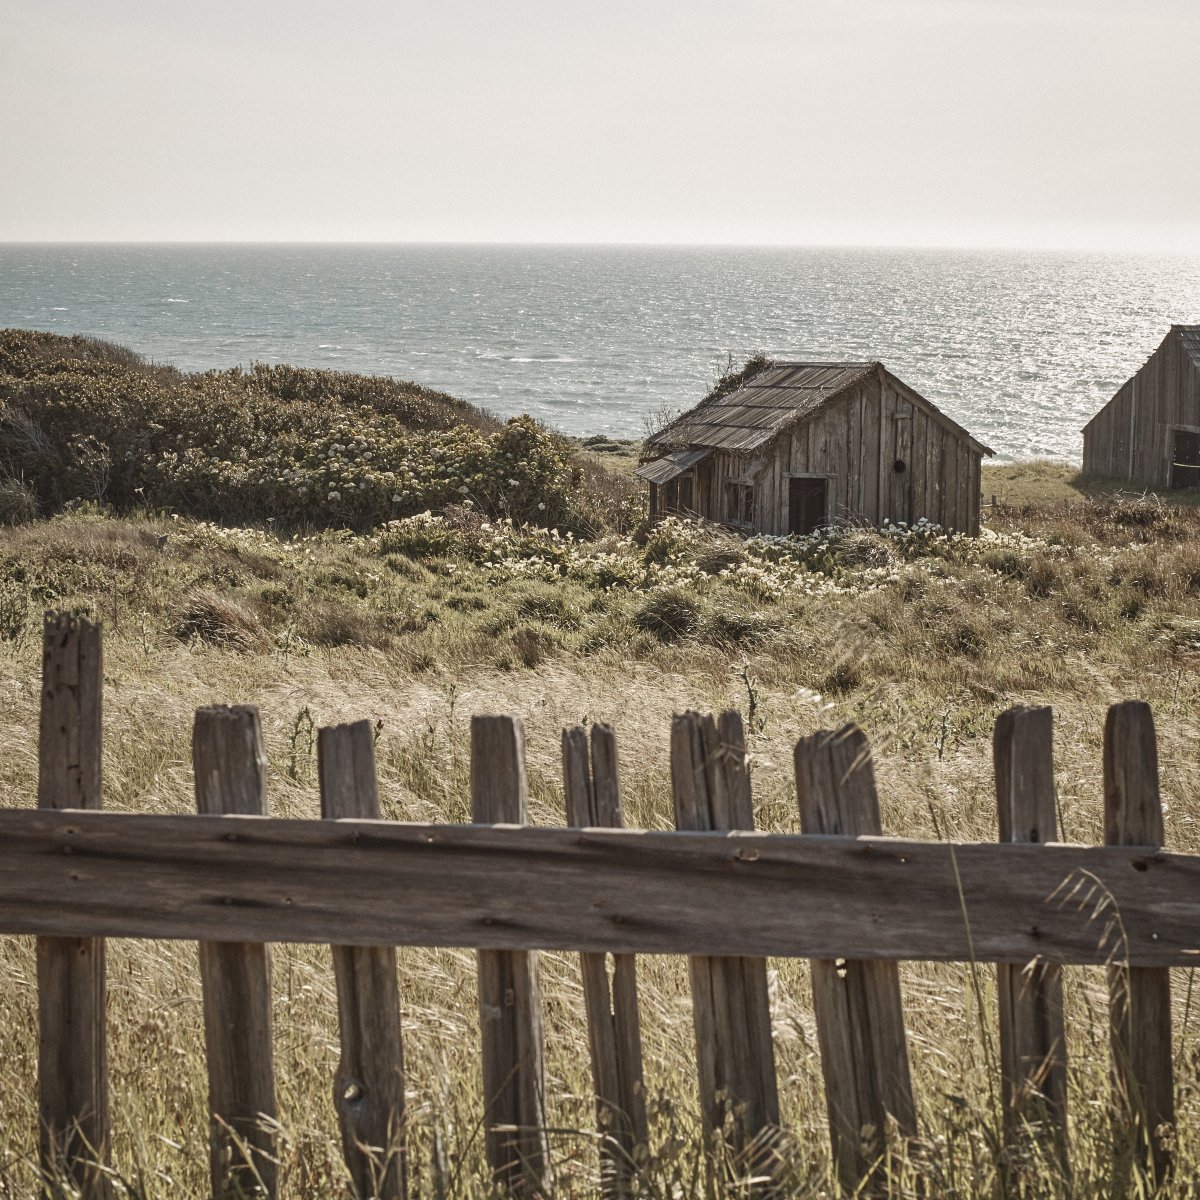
{"left": 682, "top": 368, "right": 982, "bottom": 535}
{"left": 1083, "top": 331, "right": 1200, "bottom": 486}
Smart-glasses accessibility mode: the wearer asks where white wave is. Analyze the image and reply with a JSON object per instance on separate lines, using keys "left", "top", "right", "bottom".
{"left": 164, "top": 298, "right": 189, "bottom": 304}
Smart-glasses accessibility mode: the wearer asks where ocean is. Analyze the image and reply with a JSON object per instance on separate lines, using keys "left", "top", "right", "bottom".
{"left": 2, "top": 243, "right": 1198, "bottom": 462}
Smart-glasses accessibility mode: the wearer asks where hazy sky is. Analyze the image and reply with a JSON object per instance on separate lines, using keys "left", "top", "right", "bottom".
{"left": 4, "top": 0, "right": 1200, "bottom": 249}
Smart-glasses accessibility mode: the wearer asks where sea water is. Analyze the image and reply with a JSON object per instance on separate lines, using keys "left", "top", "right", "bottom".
{"left": 2, "top": 243, "right": 1198, "bottom": 462}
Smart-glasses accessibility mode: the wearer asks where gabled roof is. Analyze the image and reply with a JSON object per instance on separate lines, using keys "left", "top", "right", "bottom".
{"left": 646, "top": 360, "right": 992, "bottom": 456}
{"left": 1082, "top": 325, "right": 1200, "bottom": 433}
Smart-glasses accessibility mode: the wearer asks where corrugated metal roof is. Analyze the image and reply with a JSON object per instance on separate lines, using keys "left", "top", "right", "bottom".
{"left": 646, "top": 362, "right": 877, "bottom": 453}
{"left": 634, "top": 447, "right": 714, "bottom": 485}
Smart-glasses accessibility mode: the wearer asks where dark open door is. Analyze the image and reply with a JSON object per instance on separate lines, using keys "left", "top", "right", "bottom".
{"left": 788, "top": 477, "right": 827, "bottom": 535}
{"left": 1170, "top": 429, "right": 1200, "bottom": 489}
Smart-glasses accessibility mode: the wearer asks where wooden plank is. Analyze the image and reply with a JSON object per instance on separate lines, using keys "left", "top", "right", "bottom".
{"left": 993, "top": 707, "right": 1068, "bottom": 1176}
{"left": 1105, "top": 701, "right": 1174, "bottom": 1185}
{"left": 860, "top": 376, "right": 880, "bottom": 523}
{"left": 36, "top": 614, "right": 110, "bottom": 1200}
{"left": 319, "top": 720, "right": 407, "bottom": 1200}
{"left": 6, "top": 810, "right": 1200, "bottom": 965}
{"left": 956, "top": 440, "right": 971, "bottom": 533}
{"left": 969, "top": 453, "right": 982, "bottom": 535}
{"left": 795, "top": 724, "right": 916, "bottom": 1194}
{"left": 472, "top": 715, "right": 549, "bottom": 1196}
{"left": 563, "top": 724, "right": 648, "bottom": 1198}
{"left": 850, "top": 386, "right": 864, "bottom": 517}
{"left": 926, "top": 419, "right": 940, "bottom": 526}
{"left": 194, "top": 705, "right": 278, "bottom": 1200}
{"left": 672, "top": 711, "right": 779, "bottom": 1180}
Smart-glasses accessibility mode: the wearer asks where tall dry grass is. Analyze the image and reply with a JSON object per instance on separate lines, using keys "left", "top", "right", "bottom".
{"left": 0, "top": 488, "right": 1197, "bottom": 1196}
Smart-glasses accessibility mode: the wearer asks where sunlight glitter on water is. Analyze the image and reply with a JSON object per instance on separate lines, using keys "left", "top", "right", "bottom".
{"left": 3, "top": 243, "right": 1198, "bottom": 461}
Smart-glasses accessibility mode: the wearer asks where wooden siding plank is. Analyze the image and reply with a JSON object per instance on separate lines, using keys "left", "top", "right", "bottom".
{"left": 862, "top": 375, "right": 881, "bottom": 523}
{"left": 826, "top": 402, "right": 849, "bottom": 521}
{"left": 924, "top": 415, "right": 939, "bottom": 524}
{"left": 943, "top": 428, "right": 959, "bottom": 530}
{"left": 879, "top": 382, "right": 894, "bottom": 523}
{"left": 956, "top": 440, "right": 971, "bottom": 533}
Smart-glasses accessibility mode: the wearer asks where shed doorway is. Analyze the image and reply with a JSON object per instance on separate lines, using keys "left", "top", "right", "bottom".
{"left": 788, "top": 477, "right": 827, "bottom": 535}
{"left": 1170, "top": 429, "right": 1200, "bottom": 489}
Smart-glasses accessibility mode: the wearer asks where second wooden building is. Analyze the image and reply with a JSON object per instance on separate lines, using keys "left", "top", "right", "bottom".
{"left": 637, "top": 360, "right": 992, "bottom": 536}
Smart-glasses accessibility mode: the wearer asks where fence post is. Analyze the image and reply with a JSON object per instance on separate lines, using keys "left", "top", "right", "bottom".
{"left": 993, "top": 705, "right": 1069, "bottom": 1176}
{"left": 36, "top": 614, "right": 110, "bottom": 1200}
{"left": 194, "top": 705, "right": 279, "bottom": 1199}
{"left": 1104, "top": 701, "right": 1173, "bottom": 1184}
{"left": 794, "top": 723, "right": 916, "bottom": 1195}
{"left": 671, "top": 710, "right": 780, "bottom": 1184}
{"left": 562, "top": 723, "right": 648, "bottom": 1198}
{"left": 319, "top": 720, "right": 407, "bottom": 1200}
{"left": 472, "top": 715, "right": 550, "bottom": 1196}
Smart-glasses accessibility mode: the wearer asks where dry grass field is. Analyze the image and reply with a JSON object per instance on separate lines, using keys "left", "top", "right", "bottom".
{"left": 0, "top": 464, "right": 1198, "bottom": 1196}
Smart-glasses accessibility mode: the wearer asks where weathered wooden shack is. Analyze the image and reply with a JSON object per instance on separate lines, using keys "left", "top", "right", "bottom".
{"left": 637, "top": 361, "right": 993, "bottom": 536}
{"left": 1082, "top": 326, "right": 1200, "bottom": 489}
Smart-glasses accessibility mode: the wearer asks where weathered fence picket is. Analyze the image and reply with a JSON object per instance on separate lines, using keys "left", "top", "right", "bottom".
{"left": 319, "top": 720, "right": 408, "bottom": 1200}
{"left": 1104, "top": 700, "right": 1174, "bottom": 1184}
{"left": 562, "top": 723, "right": 648, "bottom": 1199}
{"left": 794, "top": 723, "right": 917, "bottom": 1195}
{"left": 36, "top": 614, "right": 110, "bottom": 1200}
{"left": 671, "top": 710, "right": 780, "bottom": 1181}
{"left": 993, "top": 705, "right": 1068, "bottom": 1174}
{"left": 193, "top": 705, "right": 279, "bottom": 1200}
{"left": 471, "top": 715, "right": 550, "bottom": 1196}
{"left": 15, "top": 613, "right": 1192, "bottom": 1198}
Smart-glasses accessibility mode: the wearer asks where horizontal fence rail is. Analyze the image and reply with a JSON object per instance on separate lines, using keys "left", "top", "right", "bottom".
{"left": 3, "top": 613, "right": 1188, "bottom": 1197}
{"left": 0, "top": 813, "right": 1190, "bottom": 965}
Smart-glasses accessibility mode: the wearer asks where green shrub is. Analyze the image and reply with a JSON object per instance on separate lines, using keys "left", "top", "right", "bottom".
{"left": 0, "top": 329, "right": 633, "bottom": 535}
{"left": 835, "top": 530, "right": 897, "bottom": 569}
{"left": 175, "top": 589, "right": 267, "bottom": 651}
{"left": 705, "top": 606, "right": 774, "bottom": 646}
{"left": 634, "top": 588, "right": 701, "bottom": 641}
{"left": 0, "top": 475, "right": 38, "bottom": 525}
{"left": 0, "top": 581, "right": 29, "bottom": 641}
{"left": 515, "top": 588, "right": 582, "bottom": 629}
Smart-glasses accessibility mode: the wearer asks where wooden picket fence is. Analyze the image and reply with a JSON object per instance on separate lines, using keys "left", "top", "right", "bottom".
{"left": 3, "top": 612, "right": 1194, "bottom": 1198}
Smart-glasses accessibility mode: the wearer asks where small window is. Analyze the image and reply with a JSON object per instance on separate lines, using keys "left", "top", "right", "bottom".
{"left": 724, "top": 482, "right": 754, "bottom": 526}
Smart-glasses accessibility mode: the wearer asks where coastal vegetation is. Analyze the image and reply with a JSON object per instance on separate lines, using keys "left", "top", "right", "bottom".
{"left": 0, "top": 333, "right": 1198, "bottom": 1195}
{"left": 0, "top": 329, "right": 634, "bottom": 535}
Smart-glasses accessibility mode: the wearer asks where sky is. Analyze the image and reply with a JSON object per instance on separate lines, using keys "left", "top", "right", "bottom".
{"left": 3, "top": 0, "right": 1200, "bottom": 251}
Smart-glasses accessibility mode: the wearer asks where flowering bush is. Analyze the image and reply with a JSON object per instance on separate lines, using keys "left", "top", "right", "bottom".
{"left": 0, "top": 330, "right": 623, "bottom": 533}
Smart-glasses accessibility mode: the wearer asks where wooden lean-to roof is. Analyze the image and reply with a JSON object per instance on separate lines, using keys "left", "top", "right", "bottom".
{"left": 645, "top": 361, "right": 992, "bottom": 457}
